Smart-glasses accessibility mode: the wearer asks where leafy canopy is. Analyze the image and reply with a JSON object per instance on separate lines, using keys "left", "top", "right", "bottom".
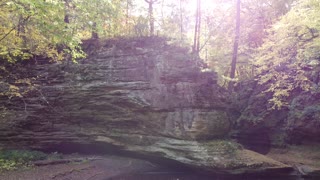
{"left": 255, "top": 0, "right": 320, "bottom": 109}
{"left": 0, "top": 0, "right": 86, "bottom": 63}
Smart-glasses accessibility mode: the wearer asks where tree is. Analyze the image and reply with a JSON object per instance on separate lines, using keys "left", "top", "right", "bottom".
{"left": 193, "top": 0, "right": 201, "bottom": 56}
{"left": 229, "top": 0, "right": 241, "bottom": 90}
{"left": 125, "top": 0, "right": 133, "bottom": 34}
{"left": 0, "top": 0, "right": 83, "bottom": 113}
{"left": 63, "top": 0, "right": 71, "bottom": 24}
{"left": 0, "top": 0, "right": 85, "bottom": 63}
{"left": 179, "top": 0, "right": 183, "bottom": 41}
{"left": 203, "top": 0, "right": 296, "bottom": 86}
{"left": 144, "top": 0, "right": 158, "bottom": 36}
{"left": 255, "top": 0, "right": 320, "bottom": 109}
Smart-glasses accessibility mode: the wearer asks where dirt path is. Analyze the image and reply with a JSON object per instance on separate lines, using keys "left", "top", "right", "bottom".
{"left": 0, "top": 155, "right": 160, "bottom": 180}
{"left": 267, "top": 144, "right": 320, "bottom": 167}
{"left": 2, "top": 145, "right": 320, "bottom": 180}
{"left": 267, "top": 144, "right": 320, "bottom": 176}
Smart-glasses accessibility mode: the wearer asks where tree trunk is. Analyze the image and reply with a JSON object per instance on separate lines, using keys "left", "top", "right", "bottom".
{"left": 145, "top": 0, "right": 158, "bottom": 36}
{"left": 196, "top": 0, "right": 201, "bottom": 54}
{"left": 229, "top": 0, "right": 241, "bottom": 90}
{"left": 193, "top": 0, "right": 201, "bottom": 56}
{"left": 179, "top": 0, "right": 183, "bottom": 42}
{"left": 17, "top": 15, "right": 28, "bottom": 46}
{"left": 91, "top": 22, "right": 99, "bottom": 39}
{"left": 126, "top": 0, "right": 129, "bottom": 26}
{"left": 64, "top": 0, "right": 71, "bottom": 23}
{"left": 149, "top": 2, "right": 154, "bottom": 36}
{"left": 126, "top": 0, "right": 131, "bottom": 35}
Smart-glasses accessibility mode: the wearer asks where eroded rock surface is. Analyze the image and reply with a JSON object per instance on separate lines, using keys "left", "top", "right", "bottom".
{"left": 233, "top": 79, "right": 320, "bottom": 150}
{"left": 0, "top": 37, "right": 291, "bottom": 174}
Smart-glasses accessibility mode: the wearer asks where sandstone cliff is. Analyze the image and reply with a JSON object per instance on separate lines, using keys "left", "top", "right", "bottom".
{"left": 0, "top": 37, "right": 292, "bottom": 175}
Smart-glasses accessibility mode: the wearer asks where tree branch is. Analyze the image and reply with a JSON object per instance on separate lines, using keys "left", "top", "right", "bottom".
{"left": 0, "top": 15, "right": 31, "bottom": 43}
{"left": 0, "top": 27, "right": 15, "bottom": 43}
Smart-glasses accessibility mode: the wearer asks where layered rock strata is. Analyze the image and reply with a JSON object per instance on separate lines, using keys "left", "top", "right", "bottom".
{"left": 0, "top": 37, "right": 292, "bottom": 174}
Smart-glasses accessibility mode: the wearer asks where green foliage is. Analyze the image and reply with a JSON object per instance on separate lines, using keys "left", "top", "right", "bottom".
{"left": 204, "top": 0, "right": 296, "bottom": 86}
{"left": 0, "top": 0, "right": 86, "bottom": 63}
{"left": 0, "top": 150, "right": 47, "bottom": 163}
{"left": 288, "top": 94, "right": 320, "bottom": 126}
{"left": 205, "top": 140, "right": 242, "bottom": 155}
{"left": 0, "top": 0, "right": 133, "bottom": 64}
{"left": 255, "top": 0, "right": 320, "bottom": 109}
{"left": 0, "top": 150, "right": 47, "bottom": 171}
{"left": 0, "top": 150, "right": 64, "bottom": 171}
{"left": 0, "top": 159, "right": 18, "bottom": 171}
{"left": 73, "top": 0, "right": 126, "bottom": 38}
{"left": 133, "top": 16, "right": 149, "bottom": 37}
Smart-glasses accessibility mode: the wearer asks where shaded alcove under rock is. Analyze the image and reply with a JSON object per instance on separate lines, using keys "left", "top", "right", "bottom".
{"left": 41, "top": 141, "right": 193, "bottom": 171}
{"left": 232, "top": 128, "right": 272, "bottom": 155}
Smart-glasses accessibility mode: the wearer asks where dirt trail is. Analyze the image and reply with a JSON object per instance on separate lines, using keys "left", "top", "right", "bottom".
{"left": 1, "top": 145, "right": 320, "bottom": 180}
{"left": 267, "top": 144, "right": 320, "bottom": 177}
{"left": 267, "top": 145, "right": 320, "bottom": 168}
{"left": 0, "top": 155, "right": 160, "bottom": 180}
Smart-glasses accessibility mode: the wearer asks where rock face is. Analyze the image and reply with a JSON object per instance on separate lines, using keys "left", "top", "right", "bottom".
{"left": 286, "top": 93, "right": 320, "bottom": 143}
{"left": 233, "top": 80, "right": 320, "bottom": 151}
{"left": 0, "top": 37, "right": 291, "bottom": 174}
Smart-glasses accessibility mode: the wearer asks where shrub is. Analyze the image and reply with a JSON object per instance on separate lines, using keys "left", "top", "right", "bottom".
{"left": 0, "top": 150, "right": 47, "bottom": 171}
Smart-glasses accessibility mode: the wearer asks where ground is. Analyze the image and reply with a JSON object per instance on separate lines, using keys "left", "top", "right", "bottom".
{"left": 267, "top": 144, "right": 320, "bottom": 167}
{"left": 0, "top": 154, "right": 162, "bottom": 180}
{"left": 1, "top": 144, "right": 320, "bottom": 180}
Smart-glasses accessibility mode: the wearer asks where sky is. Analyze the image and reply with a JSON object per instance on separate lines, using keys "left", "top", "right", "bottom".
{"left": 130, "top": 0, "right": 226, "bottom": 15}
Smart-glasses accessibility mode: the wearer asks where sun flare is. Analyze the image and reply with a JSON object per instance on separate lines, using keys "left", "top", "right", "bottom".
{"left": 184, "top": 0, "right": 230, "bottom": 12}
